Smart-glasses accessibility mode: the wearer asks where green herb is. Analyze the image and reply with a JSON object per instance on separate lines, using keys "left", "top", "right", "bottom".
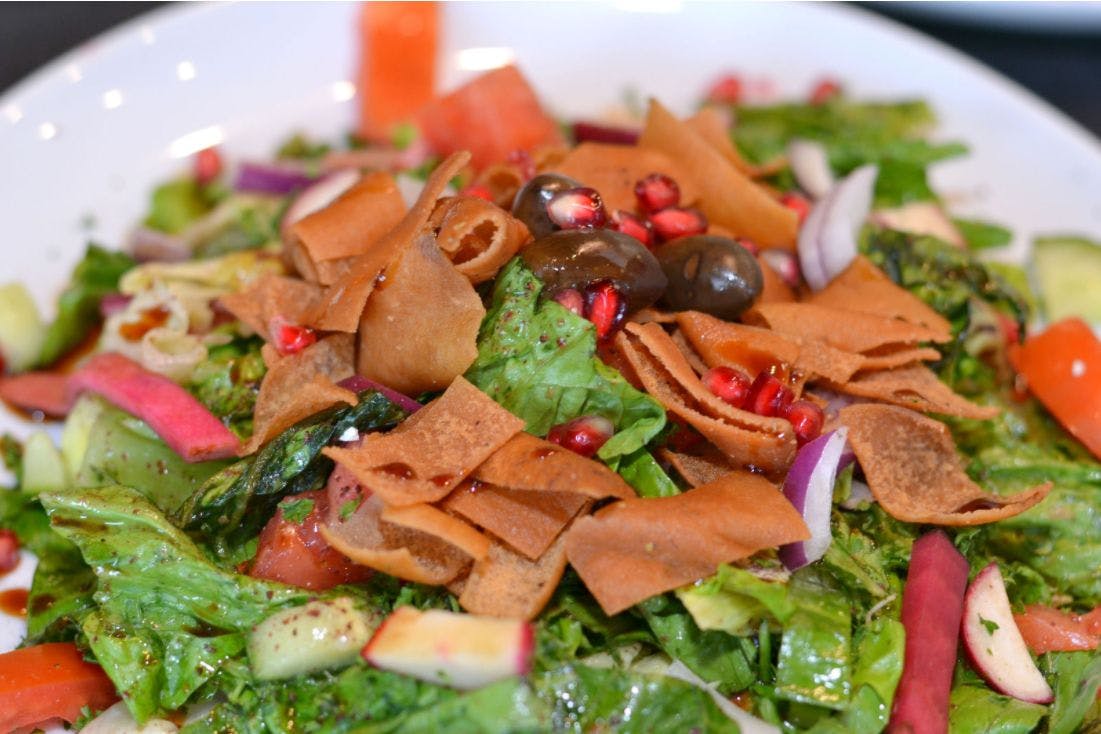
{"left": 276, "top": 132, "right": 333, "bottom": 161}
{"left": 979, "top": 616, "right": 1000, "bottom": 635}
{"left": 391, "top": 122, "right": 418, "bottom": 151}
{"left": 339, "top": 498, "right": 362, "bottom": 522}
{"left": 280, "top": 498, "right": 315, "bottom": 524}
{"left": 188, "top": 336, "right": 267, "bottom": 439}
{"left": 0, "top": 433, "right": 22, "bottom": 482}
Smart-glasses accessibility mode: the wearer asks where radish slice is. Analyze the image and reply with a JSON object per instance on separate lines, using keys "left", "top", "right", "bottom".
{"left": 280, "top": 169, "right": 361, "bottom": 239}
{"left": 961, "top": 564, "right": 1054, "bottom": 704}
{"left": 234, "top": 162, "right": 316, "bottom": 195}
{"left": 68, "top": 352, "right": 239, "bottom": 462}
{"left": 778, "top": 427, "right": 848, "bottom": 571}
{"left": 786, "top": 139, "right": 834, "bottom": 200}
{"left": 337, "top": 375, "right": 421, "bottom": 414}
{"left": 797, "top": 164, "right": 878, "bottom": 291}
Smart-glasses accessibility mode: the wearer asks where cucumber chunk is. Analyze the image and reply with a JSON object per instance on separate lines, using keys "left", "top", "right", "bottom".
{"left": 1034, "top": 236, "right": 1101, "bottom": 323}
{"left": 22, "top": 431, "right": 68, "bottom": 494}
{"left": 0, "top": 283, "right": 45, "bottom": 371}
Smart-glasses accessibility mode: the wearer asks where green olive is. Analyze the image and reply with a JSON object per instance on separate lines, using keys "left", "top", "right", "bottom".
{"left": 521, "top": 229, "right": 667, "bottom": 313}
{"left": 656, "top": 235, "right": 762, "bottom": 319}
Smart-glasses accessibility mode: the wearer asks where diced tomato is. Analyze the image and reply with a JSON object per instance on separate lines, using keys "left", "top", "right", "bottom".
{"left": 1014, "top": 604, "right": 1101, "bottom": 654}
{"left": 1009, "top": 317, "right": 1101, "bottom": 460}
{"left": 250, "top": 489, "right": 372, "bottom": 590}
{"left": 415, "top": 65, "right": 565, "bottom": 170}
{"left": 0, "top": 529, "right": 19, "bottom": 574}
{"left": 705, "top": 74, "right": 743, "bottom": 105}
{"left": 809, "top": 78, "right": 841, "bottom": 105}
{"left": 194, "top": 147, "right": 223, "bottom": 185}
{"left": 0, "top": 642, "right": 118, "bottom": 733}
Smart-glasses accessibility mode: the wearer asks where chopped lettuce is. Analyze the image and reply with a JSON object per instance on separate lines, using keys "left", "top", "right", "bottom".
{"left": 947, "top": 685, "right": 1047, "bottom": 734}
{"left": 144, "top": 178, "right": 219, "bottom": 234}
{"left": 773, "top": 573, "right": 853, "bottom": 711}
{"left": 677, "top": 564, "right": 796, "bottom": 637}
{"left": 188, "top": 336, "right": 267, "bottom": 439}
{"left": 36, "top": 244, "right": 135, "bottom": 367}
{"left": 952, "top": 218, "right": 1013, "bottom": 251}
{"left": 1044, "top": 651, "right": 1101, "bottom": 734}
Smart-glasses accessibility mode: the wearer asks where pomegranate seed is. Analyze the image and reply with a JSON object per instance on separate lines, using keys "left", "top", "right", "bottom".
{"left": 546, "top": 415, "right": 614, "bottom": 458}
{"left": 746, "top": 372, "right": 794, "bottom": 418}
{"left": 610, "top": 210, "right": 653, "bottom": 247}
{"left": 194, "top": 147, "right": 223, "bottom": 185}
{"left": 703, "top": 366, "right": 752, "bottom": 409}
{"left": 0, "top": 529, "right": 18, "bottom": 574}
{"left": 634, "top": 173, "right": 681, "bottom": 213}
{"left": 506, "top": 149, "right": 536, "bottom": 181}
{"left": 547, "top": 187, "right": 607, "bottom": 230}
{"left": 780, "top": 192, "right": 811, "bottom": 224}
{"left": 783, "top": 400, "right": 824, "bottom": 446}
{"left": 572, "top": 121, "right": 640, "bottom": 145}
{"left": 809, "top": 78, "right": 841, "bottom": 106}
{"left": 649, "top": 207, "right": 708, "bottom": 243}
{"left": 269, "top": 316, "right": 317, "bottom": 356}
{"left": 459, "top": 184, "right": 495, "bottom": 202}
{"left": 584, "top": 280, "right": 626, "bottom": 341}
{"left": 552, "top": 288, "right": 585, "bottom": 317}
{"left": 705, "top": 74, "right": 743, "bottom": 105}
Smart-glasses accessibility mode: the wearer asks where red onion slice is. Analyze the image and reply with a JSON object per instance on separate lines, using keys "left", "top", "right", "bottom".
{"left": 234, "top": 161, "right": 317, "bottom": 195}
{"left": 797, "top": 164, "right": 878, "bottom": 291}
{"left": 337, "top": 375, "right": 422, "bottom": 414}
{"left": 280, "top": 169, "right": 361, "bottom": 239}
{"left": 779, "top": 427, "right": 849, "bottom": 571}
{"left": 786, "top": 138, "right": 834, "bottom": 200}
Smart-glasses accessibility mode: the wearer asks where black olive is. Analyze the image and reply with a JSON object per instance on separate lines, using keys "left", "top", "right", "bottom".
{"left": 521, "top": 229, "right": 667, "bottom": 313}
{"left": 511, "top": 173, "right": 583, "bottom": 239}
{"left": 656, "top": 235, "right": 762, "bottom": 320}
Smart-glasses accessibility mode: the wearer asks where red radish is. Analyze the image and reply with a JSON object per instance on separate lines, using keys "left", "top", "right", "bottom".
{"left": 280, "top": 169, "right": 361, "bottom": 239}
{"left": 634, "top": 173, "right": 681, "bottom": 213}
{"left": 547, "top": 187, "right": 607, "bottom": 230}
{"left": 610, "top": 210, "right": 653, "bottom": 247}
{"left": 889, "top": 530, "right": 970, "bottom": 734}
{"left": 268, "top": 316, "right": 317, "bottom": 356}
{"left": 572, "top": 121, "right": 640, "bottom": 145}
{"left": 68, "top": 352, "right": 239, "bottom": 462}
{"left": 194, "top": 147, "right": 223, "bottom": 185}
{"left": 746, "top": 372, "right": 793, "bottom": 418}
{"left": 0, "top": 371, "right": 71, "bottom": 417}
{"left": 779, "top": 427, "right": 848, "bottom": 570}
{"left": 552, "top": 288, "right": 585, "bottom": 317}
{"left": 583, "top": 280, "right": 626, "bottom": 340}
{"left": 961, "top": 564, "right": 1054, "bottom": 704}
{"left": 362, "top": 606, "right": 533, "bottom": 690}
{"left": 0, "top": 529, "right": 18, "bottom": 574}
{"left": 703, "top": 366, "right": 752, "bottom": 408}
{"left": 783, "top": 400, "right": 825, "bottom": 446}
{"left": 649, "top": 207, "right": 707, "bottom": 243}
{"left": 546, "top": 415, "right": 614, "bottom": 458}
{"left": 705, "top": 74, "right": 743, "bottom": 105}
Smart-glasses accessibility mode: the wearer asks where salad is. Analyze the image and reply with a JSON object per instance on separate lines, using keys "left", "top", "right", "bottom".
{"left": 2, "top": 6, "right": 1101, "bottom": 733}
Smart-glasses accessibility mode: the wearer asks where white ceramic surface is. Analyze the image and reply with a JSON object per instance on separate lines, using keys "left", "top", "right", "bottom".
{"left": 2, "top": 1, "right": 1101, "bottom": 725}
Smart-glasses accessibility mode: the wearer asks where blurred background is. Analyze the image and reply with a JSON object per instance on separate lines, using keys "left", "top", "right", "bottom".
{"left": 1, "top": 2, "right": 1099, "bottom": 136}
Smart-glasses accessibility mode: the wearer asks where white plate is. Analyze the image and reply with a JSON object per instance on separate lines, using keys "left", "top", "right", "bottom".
{"left": 3, "top": 1, "right": 1101, "bottom": 727}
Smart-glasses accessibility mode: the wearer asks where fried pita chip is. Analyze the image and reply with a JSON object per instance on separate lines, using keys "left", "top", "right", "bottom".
{"left": 324, "top": 376, "right": 525, "bottom": 506}
{"left": 218, "top": 275, "right": 322, "bottom": 339}
{"left": 442, "top": 481, "right": 589, "bottom": 560}
{"left": 658, "top": 446, "right": 735, "bottom": 488}
{"left": 840, "top": 403, "right": 1051, "bottom": 526}
{"left": 469, "top": 162, "right": 526, "bottom": 209}
{"left": 320, "top": 493, "right": 472, "bottom": 585}
{"left": 459, "top": 533, "right": 570, "bottom": 620}
{"left": 639, "top": 100, "right": 798, "bottom": 250}
{"left": 356, "top": 231, "right": 485, "bottom": 395}
{"left": 427, "top": 195, "right": 531, "bottom": 283}
{"left": 552, "top": 142, "right": 700, "bottom": 213}
{"left": 748, "top": 302, "right": 950, "bottom": 354}
{"left": 858, "top": 346, "right": 943, "bottom": 372}
{"left": 565, "top": 471, "right": 810, "bottom": 615}
{"left": 306, "top": 151, "right": 470, "bottom": 332}
{"left": 289, "top": 172, "right": 406, "bottom": 284}
{"left": 380, "top": 503, "right": 491, "bottom": 561}
{"left": 835, "top": 364, "right": 999, "bottom": 420}
{"left": 685, "top": 106, "right": 757, "bottom": 177}
{"left": 617, "top": 322, "right": 796, "bottom": 473}
{"left": 473, "top": 432, "right": 634, "bottom": 500}
{"left": 242, "top": 334, "right": 357, "bottom": 455}
{"left": 808, "top": 255, "right": 952, "bottom": 337}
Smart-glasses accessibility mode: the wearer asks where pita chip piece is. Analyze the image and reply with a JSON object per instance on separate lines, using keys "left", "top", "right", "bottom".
{"left": 380, "top": 503, "right": 491, "bottom": 562}
{"left": 685, "top": 106, "right": 758, "bottom": 177}
{"left": 320, "top": 493, "right": 472, "bottom": 585}
{"left": 356, "top": 231, "right": 485, "bottom": 395}
{"left": 840, "top": 403, "right": 1051, "bottom": 526}
{"left": 639, "top": 100, "right": 798, "bottom": 250}
{"left": 835, "top": 364, "right": 999, "bottom": 420}
{"left": 459, "top": 533, "right": 570, "bottom": 620}
{"left": 428, "top": 195, "right": 531, "bottom": 283}
{"left": 658, "top": 446, "right": 736, "bottom": 488}
{"left": 748, "top": 302, "right": 951, "bottom": 353}
{"left": 472, "top": 432, "right": 635, "bottom": 500}
{"left": 565, "top": 471, "right": 810, "bottom": 615}
{"left": 552, "top": 142, "right": 700, "bottom": 213}
{"left": 307, "top": 151, "right": 471, "bottom": 332}
{"left": 218, "top": 275, "right": 322, "bottom": 339}
{"left": 808, "top": 256, "right": 952, "bottom": 338}
{"left": 323, "top": 376, "right": 525, "bottom": 506}
{"left": 242, "top": 334, "right": 357, "bottom": 455}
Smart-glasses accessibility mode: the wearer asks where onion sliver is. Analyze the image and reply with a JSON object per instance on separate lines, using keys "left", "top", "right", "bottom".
{"left": 234, "top": 161, "right": 316, "bottom": 195}
{"left": 787, "top": 138, "right": 834, "bottom": 200}
{"left": 280, "top": 169, "right": 361, "bottom": 238}
{"left": 337, "top": 374, "right": 422, "bottom": 414}
{"left": 779, "top": 427, "right": 849, "bottom": 571}
{"left": 797, "top": 164, "right": 878, "bottom": 291}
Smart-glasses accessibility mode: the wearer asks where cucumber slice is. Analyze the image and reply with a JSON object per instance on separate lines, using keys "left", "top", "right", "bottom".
{"left": 0, "top": 283, "right": 45, "bottom": 371}
{"left": 23, "top": 431, "right": 68, "bottom": 494}
{"left": 61, "top": 395, "right": 106, "bottom": 478}
{"left": 1034, "top": 236, "right": 1101, "bottom": 323}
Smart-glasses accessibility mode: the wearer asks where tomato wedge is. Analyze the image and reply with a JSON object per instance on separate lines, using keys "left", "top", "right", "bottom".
{"left": 1010, "top": 317, "right": 1101, "bottom": 460}
{"left": 0, "top": 642, "right": 118, "bottom": 733}
{"left": 1014, "top": 604, "right": 1101, "bottom": 654}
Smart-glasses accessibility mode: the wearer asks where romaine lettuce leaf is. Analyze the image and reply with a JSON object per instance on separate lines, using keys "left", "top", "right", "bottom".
{"left": 947, "top": 685, "right": 1047, "bottom": 734}
{"left": 774, "top": 572, "right": 853, "bottom": 711}
{"left": 1044, "top": 650, "right": 1101, "bottom": 734}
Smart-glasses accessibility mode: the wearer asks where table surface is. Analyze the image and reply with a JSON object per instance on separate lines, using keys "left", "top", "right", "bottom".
{"left": 2, "top": 2, "right": 1100, "bottom": 137}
